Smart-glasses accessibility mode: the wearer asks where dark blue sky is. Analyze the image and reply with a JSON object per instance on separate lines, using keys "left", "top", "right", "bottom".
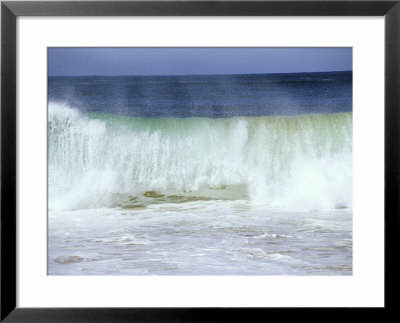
{"left": 48, "top": 47, "right": 352, "bottom": 76}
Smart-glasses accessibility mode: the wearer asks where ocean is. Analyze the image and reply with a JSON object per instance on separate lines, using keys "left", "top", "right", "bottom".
{"left": 48, "top": 71, "right": 352, "bottom": 275}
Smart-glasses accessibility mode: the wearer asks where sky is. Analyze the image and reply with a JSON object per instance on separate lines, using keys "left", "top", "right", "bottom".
{"left": 48, "top": 47, "right": 352, "bottom": 76}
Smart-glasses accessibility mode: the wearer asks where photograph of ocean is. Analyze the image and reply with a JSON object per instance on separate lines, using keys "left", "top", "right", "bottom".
{"left": 48, "top": 48, "right": 352, "bottom": 275}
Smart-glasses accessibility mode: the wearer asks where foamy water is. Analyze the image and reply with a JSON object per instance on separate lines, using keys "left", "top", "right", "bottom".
{"left": 48, "top": 201, "right": 352, "bottom": 275}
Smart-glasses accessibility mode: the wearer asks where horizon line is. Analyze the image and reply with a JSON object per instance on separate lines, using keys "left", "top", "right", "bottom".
{"left": 48, "top": 70, "right": 352, "bottom": 78}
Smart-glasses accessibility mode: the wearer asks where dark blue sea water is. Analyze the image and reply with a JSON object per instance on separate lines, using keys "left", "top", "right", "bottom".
{"left": 48, "top": 71, "right": 352, "bottom": 118}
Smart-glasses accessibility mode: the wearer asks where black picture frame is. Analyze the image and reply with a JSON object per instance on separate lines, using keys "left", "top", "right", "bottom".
{"left": 1, "top": 1, "right": 399, "bottom": 321}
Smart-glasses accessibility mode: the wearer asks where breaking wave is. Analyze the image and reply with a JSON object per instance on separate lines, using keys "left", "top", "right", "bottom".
{"left": 48, "top": 102, "right": 352, "bottom": 211}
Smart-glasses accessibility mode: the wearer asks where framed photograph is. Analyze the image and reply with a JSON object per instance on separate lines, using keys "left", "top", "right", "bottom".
{"left": 1, "top": 0, "right": 399, "bottom": 321}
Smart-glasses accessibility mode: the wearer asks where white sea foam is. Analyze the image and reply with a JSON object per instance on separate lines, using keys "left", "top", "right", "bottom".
{"left": 48, "top": 202, "right": 352, "bottom": 275}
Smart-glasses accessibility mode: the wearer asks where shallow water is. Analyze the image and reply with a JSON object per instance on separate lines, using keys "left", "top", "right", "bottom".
{"left": 48, "top": 200, "right": 352, "bottom": 275}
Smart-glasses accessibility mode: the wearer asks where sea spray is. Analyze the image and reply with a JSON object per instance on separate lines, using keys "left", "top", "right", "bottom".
{"left": 48, "top": 102, "right": 352, "bottom": 211}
